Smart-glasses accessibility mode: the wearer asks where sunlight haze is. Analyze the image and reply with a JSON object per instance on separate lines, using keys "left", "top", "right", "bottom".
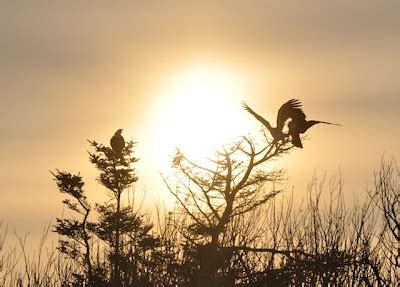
{"left": 151, "top": 63, "right": 250, "bottom": 166}
{"left": 1, "top": 1, "right": 400, "bottom": 252}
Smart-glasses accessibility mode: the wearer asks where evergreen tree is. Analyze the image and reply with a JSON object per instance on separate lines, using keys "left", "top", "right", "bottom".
{"left": 53, "top": 138, "right": 160, "bottom": 286}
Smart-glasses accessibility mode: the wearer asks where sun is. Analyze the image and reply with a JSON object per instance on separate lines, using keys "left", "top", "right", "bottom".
{"left": 151, "top": 63, "right": 250, "bottom": 171}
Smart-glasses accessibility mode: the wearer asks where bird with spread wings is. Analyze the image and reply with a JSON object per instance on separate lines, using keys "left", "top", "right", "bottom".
{"left": 242, "top": 99, "right": 302, "bottom": 143}
{"left": 243, "top": 99, "right": 340, "bottom": 148}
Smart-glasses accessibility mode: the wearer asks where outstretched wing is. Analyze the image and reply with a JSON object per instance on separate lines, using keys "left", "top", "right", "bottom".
{"left": 276, "top": 99, "right": 304, "bottom": 130}
{"left": 242, "top": 102, "right": 272, "bottom": 130}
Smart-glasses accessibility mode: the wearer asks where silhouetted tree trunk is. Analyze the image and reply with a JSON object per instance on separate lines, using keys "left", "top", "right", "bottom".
{"left": 88, "top": 140, "right": 139, "bottom": 286}
{"left": 165, "top": 136, "right": 292, "bottom": 286}
{"left": 113, "top": 190, "right": 122, "bottom": 287}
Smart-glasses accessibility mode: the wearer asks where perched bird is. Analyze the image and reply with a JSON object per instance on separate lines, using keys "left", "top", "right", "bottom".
{"left": 288, "top": 107, "right": 341, "bottom": 148}
{"left": 110, "top": 129, "right": 125, "bottom": 160}
{"left": 242, "top": 99, "right": 303, "bottom": 142}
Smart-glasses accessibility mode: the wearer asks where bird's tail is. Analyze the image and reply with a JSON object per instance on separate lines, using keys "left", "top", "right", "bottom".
{"left": 291, "top": 133, "right": 303, "bottom": 148}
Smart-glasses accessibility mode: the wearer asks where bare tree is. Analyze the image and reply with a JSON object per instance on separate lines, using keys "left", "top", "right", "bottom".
{"left": 164, "top": 135, "right": 293, "bottom": 285}
{"left": 241, "top": 173, "right": 391, "bottom": 286}
{"left": 0, "top": 221, "right": 9, "bottom": 284}
{"left": 370, "top": 158, "right": 400, "bottom": 283}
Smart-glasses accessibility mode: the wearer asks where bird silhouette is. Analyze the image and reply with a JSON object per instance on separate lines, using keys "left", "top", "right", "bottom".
{"left": 242, "top": 99, "right": 303, "bottom": 143}
{"left": 288, "top": 105, "right": 341, "bottom": 148}
{"left": 110, "top": 129, "right": 125, "bottom": 160}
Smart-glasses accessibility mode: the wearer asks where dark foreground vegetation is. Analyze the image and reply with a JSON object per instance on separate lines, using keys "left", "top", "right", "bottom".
{"left": 1, "top": 134, "right": 399, "bottom": 286}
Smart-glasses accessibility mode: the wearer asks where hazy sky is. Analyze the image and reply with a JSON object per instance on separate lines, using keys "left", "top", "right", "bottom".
{"left": 1, "top": 1, "right": 400, "bottom": 243}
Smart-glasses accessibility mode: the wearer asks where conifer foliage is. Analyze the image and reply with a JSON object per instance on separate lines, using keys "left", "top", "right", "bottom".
{"left": 52, "top": 139, "right": 160, "bottom": 286}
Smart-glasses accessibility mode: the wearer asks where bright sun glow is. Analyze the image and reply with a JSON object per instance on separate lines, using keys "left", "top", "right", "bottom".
{"left": 151, "top": 63, "right": 250, "bottom": 171}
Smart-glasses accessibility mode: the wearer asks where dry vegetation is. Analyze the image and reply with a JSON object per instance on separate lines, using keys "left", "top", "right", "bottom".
{"left": 0, "top": 136, "right": 398, "bottom": 286}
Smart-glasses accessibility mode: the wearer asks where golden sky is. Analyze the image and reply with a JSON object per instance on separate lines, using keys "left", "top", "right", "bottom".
{"left": 1, "top": 1, "right": 400, "bottom": 241}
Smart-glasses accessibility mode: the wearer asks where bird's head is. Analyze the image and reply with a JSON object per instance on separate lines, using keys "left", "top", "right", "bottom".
{"left": 115, "top": 129, "right": 123, "bottom": 135}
